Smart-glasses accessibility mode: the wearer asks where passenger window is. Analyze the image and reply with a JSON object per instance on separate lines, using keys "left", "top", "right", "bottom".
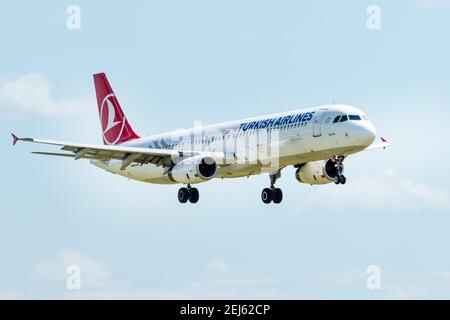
{"left": 349, "top": 115, "right": 361, "bottom": 120}
{"left": 333, "top": 116, "right": 341, "bottom": 123}
{"left": 339, "top": 115, "right": 348, "bottom": 122}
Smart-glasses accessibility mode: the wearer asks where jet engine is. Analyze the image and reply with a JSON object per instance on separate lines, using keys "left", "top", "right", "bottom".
{"left": 295, "top": 159, "right": 343, "bottom": 185}
{"left": 168, "top": 155, "right": 217, "bottom": 184}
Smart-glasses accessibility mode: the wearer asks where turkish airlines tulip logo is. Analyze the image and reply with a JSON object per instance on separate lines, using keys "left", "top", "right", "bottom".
{"left": 100, "top": 93, "right": 126, "bottom": 145}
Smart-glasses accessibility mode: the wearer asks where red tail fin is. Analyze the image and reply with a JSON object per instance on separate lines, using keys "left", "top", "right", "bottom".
{"left": 93, "top": 73, "right": 140, "bottom": 145}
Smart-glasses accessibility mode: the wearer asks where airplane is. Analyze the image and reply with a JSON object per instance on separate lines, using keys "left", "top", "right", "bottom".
{"left": 12, "top": 73, "right": 390, "bottom": 204}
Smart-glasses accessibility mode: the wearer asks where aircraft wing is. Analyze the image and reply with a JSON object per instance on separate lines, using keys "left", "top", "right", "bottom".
{"left": 11, "top": 133, "right": 201, "bottom": 169}
{"left": 364, "top": 136, "right": 391, "bottom": 151}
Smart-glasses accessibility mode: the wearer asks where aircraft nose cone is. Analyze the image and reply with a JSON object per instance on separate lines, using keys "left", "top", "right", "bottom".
{"left": 360, "top": 121, "right": 376, "bottom": 146}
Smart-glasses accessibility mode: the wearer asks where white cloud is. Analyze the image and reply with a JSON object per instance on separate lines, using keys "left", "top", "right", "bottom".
{"left": 208, "top": 258, "right": 229, "bottom": 272}
{"left": 314, "top": 269, "right": 365, "bottom": 286}
{"left": 432, "top": 271, "right": 450, "bottom": 282}
{"left": 293, "top": 170, "right": 450, "bottom": 214}
{"left": 0, "top": 290, "right": 32, "bottom": 299}
{"left": 183, "top": 277, "right": 279, "bottom": 299}
{"left": 55, "top": 276, "right": 279, "bottom": 299}
{"left": 206, "top": 278, "right": 278, "bottom": 288}
{"left": 0, "top": 73, "right": 94, "bottom": 116}
{"left": 35, "top": 250, "right": 111, "bottom": 288}
{"left": 62, "top": 278, "right": 279, "bottom": 299}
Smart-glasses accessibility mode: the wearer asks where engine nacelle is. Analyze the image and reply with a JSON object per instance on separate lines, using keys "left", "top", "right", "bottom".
{"left": 168, "top": 155, "right": 217, "bottom": 184}
{"left": 295, "top": 159, "right": 342, "bottom": 185}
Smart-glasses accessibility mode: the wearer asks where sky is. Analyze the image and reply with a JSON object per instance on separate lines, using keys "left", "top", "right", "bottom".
{"left": 1, "top": 0, "right": 450, "bottom": 299}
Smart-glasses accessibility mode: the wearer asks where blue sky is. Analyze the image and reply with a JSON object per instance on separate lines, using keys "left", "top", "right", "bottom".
{"left": 1, "top": 0, "right": 450, "bottom": 298}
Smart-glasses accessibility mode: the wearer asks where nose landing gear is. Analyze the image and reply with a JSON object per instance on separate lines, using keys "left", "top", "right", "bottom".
{"left": 261, "top": 170, "right": 283, "bottom": 204}
{"left": 331, "top": 156, "right": 346, "bottom": 185}
{"left": 333, "top": 175, "right": 346, "bottom": 185}
{"left": 178, "top": 184, "right": 199, "bottom": 203}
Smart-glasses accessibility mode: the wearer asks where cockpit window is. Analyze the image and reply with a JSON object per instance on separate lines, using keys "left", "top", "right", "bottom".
{"left": 349, "top": 115, "right": 361, "bottom": 120}
{"left": 361, "top": 115, "right": 368, "bottom": 120}
{"left": 333, "top": 115, "right": 341, "bottom": 123}
{"left": 339, "top": 115, "right": 348, "bottom": 122}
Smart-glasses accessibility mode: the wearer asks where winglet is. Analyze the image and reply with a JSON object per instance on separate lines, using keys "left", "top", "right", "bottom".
{"left": 380, "top": 136, "right": 390, "bottom": 150}
{"left": 364, "top": 136, "right": 391, "bottom": 151}
{"left": 11, "top": 133, "right": 19, "bottom": 146}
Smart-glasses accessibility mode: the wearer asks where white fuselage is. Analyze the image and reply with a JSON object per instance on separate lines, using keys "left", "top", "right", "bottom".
{"left": 92, "top": 104, "right": 376, "bottom": 184}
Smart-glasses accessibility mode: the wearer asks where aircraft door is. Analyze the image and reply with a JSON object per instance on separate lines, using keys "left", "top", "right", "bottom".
{"left": 313, "top": 111, "right": 325, "bottom": 137}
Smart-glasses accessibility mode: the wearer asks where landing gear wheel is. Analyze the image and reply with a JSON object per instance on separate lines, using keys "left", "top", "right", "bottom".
{"left": 188, "top": 188, "right": 199, "bottom": 203}
{"left": 261, "top": 188, "right": 273, "bottom": 204}
{"left": 339, "top": 175, "right": 346, "bottom": 185}
{"left": 272, "top": 188, "right": 283, "bottom": 204}
{"left": 334, "top": 176, "right": 341, "bottom": 185}
{"left": 178, "top": 187, "right": 189, "bottom": 203}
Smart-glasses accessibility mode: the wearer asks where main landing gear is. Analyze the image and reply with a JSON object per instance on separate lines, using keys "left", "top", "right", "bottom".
{"left": 178, "top": 185, "right": 199, "bottom": 203}
{"left": 261, "top": 171, "right": 283, "bottom": 204}
{"left": 331, "top": 156, "right": 346, "bottom": 185}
